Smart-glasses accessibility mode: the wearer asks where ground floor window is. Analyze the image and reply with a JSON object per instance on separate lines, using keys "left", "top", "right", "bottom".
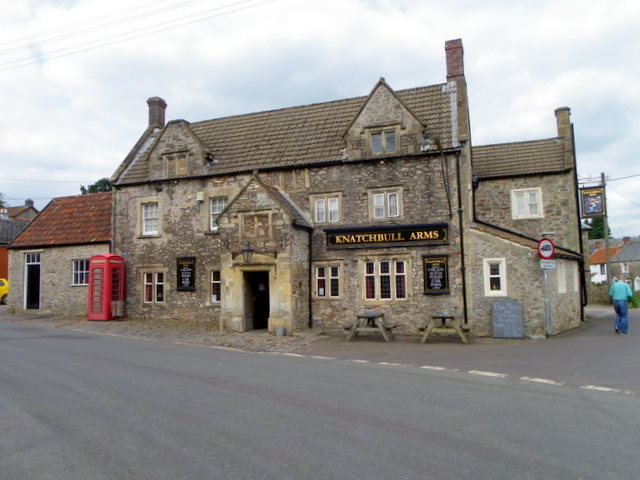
{"left": 143, "top": 272, "right": 164, "bottom": 303}
{"left": 315, "top": 265, "right": 341, "bottom": 298}
{"left": 72, "top": 259, "right": 89, "bottom": 285}
{"left": 483, "top": 258, "right": 507, "bottom": 296}
{"left": 364, "top": 260, "right": 406, "bottom": 300}
{"left": 211, "top": 270, "right": 221, "bottom": 303}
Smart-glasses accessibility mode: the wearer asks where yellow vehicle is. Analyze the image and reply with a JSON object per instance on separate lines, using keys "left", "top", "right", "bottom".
{"left": 0, "top": 278, "right": 8, "bottom": 305}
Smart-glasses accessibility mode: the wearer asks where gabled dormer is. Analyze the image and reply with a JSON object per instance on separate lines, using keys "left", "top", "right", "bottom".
{"left": 343, "top": 78, "right": 426, "bottom": 160}
{"left": 145, "top": 119, "right": 211, "bottom": 181}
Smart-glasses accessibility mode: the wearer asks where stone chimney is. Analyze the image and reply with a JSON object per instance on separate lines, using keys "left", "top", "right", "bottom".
{"left": 445, "top": 39, "right": 464, "bottom": 80}
{"left": 147, "top": 96, "right": 167, "bottom": 129}
{"left": 555, "top": 106, "right": 574, "bottom": 169}
{"left": 25, "top": 199, "right": 33, "bottom": 207}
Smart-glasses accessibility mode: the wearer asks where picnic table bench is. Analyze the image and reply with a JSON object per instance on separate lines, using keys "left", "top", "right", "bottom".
{"left": 420, "top": 313, "right": 468, "bottom": 344}
{"left": 345, "top": 311, "right": 395, "bottom": 342}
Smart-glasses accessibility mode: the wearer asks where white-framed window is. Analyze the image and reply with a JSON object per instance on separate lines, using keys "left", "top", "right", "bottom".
{"left": 557, "top": 261, "right": 567, "bottom": 294}
{"left": 313, "top": 195, "right": 340, "bottom": 223}
{"left": 315, "top": 265, "right": 341, "bottom": 298}
{"left": 483, "top": 258, "right": 507, "bottom": 296}
{"left": 72, "top": 259, "right": 89, "bottom": 286}
{"left": 142, "top": 202, "right": 159, "bottom": 235}
{"left": 143, "top": 272, "right": 164, "bottom": 304}
{"left": 210, "top": 270, "right": 221, "bottom": 303}
{"left": 621, "top": 262, "right": 629, "bottom": 274}
{"left": 369, "top": 189, "right": 401, "bottom": 220}
{"left": 210, "top": 197, "right": 228, "bottom": 230}
{"left": 572, "top": 262, "right": 580, "bottom": 293}
{"left": 370, "top": 130, "right": 397, "bottom": 155}
{"left": 511, "top": 188, "right": 543, "bottom": 219}
{"left": 26, "top": 252, "right": 41, "bottom": 264}
{"left": 364, "top": 259, "right": 407, "bottom": 300}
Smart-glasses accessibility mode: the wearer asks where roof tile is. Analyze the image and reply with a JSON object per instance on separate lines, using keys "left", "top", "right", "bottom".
{"left": 10, "top": 193, "right": 112, "bottom": 249}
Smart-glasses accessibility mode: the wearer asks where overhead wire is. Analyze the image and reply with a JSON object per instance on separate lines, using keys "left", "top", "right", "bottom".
{"left": 0, "top": 0, "right": 279, "bottom": 71}
{"left": 0, "top": 0, "right": 204, "bottom": 55}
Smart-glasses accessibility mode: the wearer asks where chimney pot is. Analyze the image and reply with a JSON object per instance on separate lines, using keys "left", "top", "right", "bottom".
{"left": 445, "top": 39, "right": 464, "bottom": 80}
{"left": 147, "top": 96, "right": 167, "bottom": 129}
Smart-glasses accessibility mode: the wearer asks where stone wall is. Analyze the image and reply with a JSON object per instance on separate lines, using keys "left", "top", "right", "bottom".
{"left": 8, "top": 243, "right": 109, "bottom": 317}
{"left": 467, "top": 228, "right": 582, "bottom": 338}
{"left": 475, "top": 171, "right": 581, "bottom": 252}
{"left": 114, "top": 148, "right": 466, "bottom": 335}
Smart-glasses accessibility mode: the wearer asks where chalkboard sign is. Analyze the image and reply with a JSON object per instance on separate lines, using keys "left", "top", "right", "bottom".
{"left": 423, "top": 255, "right": 449, "bottom": 294}
{"left": 492, "top": 299, "right": 524, "bottom": 338}
{"left": 177, "top": 257, "right": 196, "bottom": 291}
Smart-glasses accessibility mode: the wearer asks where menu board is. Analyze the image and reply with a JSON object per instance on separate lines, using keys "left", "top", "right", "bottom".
{"left": 423, "top": 255, "right": 449, "bottom": 294}
{"left": 492, "top": 299, "right": 524, "bottom": 338}
{"left": 177, "top": 257, "right": 196, "bottom": 291}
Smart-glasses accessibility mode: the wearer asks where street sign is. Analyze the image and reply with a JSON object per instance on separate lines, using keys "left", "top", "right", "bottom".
{"left": 537, "top": 238, "right": 555, "bottom": 259}
{"left": 540, "top": 259, "right": 556, "bottom": 270}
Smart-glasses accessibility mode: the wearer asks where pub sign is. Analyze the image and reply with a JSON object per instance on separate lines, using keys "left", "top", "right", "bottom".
{"left": 423, "top": 255, "right": 449, "bottom": 294}
{"left": 326, "top": 223, "right": 448, "bottom": 248}
{"left": 177, "top": 257, "right": 196, "bottom": 291}
{"left": 580, "top": 187, "right": 606, "bottom": 217}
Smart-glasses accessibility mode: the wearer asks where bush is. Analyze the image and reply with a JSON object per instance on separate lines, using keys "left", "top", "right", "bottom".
{"left": 630, "top": 293, "right": 640, "bottom": 309}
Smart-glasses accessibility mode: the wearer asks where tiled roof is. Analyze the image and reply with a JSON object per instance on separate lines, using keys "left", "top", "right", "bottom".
{"left": 0, "top": 218, "right": 29, "bottom": 244}
{"left": 262, "top": 183, "right": 312, "bottom": 230}
{"left": 9, "top": 193, "right": 111, "bottom": 249}
{"left": 588, "top": 245, "right": 624, "bottom": 265}
{"left": 116, "top": 83, "right": 453, "bottom": 184}
{"left": 611, "top": 240, "right": 640, "bottom": 263}
{"left": 6, "top": 204, "right": 38, "bottom": 219}
{"left": 472, "top": 137, "right": 566, "bottom": 179}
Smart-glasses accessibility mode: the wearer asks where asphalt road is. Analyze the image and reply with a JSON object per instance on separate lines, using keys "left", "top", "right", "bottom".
{"left": 1, "top": 315, "right": 639, "bottom": 480}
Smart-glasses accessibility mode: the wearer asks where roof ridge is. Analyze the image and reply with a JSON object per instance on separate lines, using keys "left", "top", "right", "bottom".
{"left": 190, "top": 83, "right": 447, "bottom": 126}
{"left": 474, "top": 136, "right": 561, "bottom": 150}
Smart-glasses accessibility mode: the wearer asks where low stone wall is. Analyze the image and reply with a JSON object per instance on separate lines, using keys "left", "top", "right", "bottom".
{"left": 587, "top": 283, "right": 611, "bottom": 305}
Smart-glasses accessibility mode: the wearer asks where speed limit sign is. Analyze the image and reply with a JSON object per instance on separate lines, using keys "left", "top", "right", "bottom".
{"left": 537, "top": 238, "right": 555, "bottom": 259}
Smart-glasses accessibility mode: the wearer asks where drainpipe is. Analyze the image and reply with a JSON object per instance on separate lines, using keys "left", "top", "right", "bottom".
{"left": 455, "top": 150, "right": 469, "bottom": 325}
{"left": 308, "top": 229, "right": 313, "bottom": 328}
{"left": 570, "top": 123, "right": 587, "bottom": 318}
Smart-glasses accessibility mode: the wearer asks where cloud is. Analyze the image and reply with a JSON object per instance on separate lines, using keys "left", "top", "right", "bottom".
{"left": 0, "top": 0, "right": 639, "bottom": 238}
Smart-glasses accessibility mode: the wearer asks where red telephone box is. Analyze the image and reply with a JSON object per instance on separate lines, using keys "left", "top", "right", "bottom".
{"left": 88, "top": 254, "right": 125, "bottom": 321}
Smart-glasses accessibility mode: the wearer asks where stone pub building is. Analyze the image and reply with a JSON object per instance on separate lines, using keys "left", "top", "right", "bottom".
{"left": 110, "top": 39, "right": 584, "bottom": 338}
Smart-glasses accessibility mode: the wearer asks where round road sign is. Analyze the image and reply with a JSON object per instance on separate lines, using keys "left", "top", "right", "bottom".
{"left": 537, "top": 238, "right": 555, "bottom": 259}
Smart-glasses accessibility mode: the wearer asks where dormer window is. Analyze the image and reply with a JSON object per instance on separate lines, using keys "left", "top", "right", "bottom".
{"left": 370, "top": 130, "right": 397, "bottom": 155}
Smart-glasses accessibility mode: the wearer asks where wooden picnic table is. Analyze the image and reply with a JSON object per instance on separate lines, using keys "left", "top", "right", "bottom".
{"left": 345, "top": 311, "right": 395, "bottom": 342}
{"left": 420, "top": 313, "right": 468, "bottom": 344}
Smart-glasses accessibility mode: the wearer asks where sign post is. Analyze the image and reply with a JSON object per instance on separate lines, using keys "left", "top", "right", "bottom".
{"left": 537, "top": 238, "right": 555, "bottom": 336}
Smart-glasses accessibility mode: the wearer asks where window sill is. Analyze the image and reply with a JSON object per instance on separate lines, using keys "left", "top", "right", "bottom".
{"left": 137, "top": 234, "right": 161, "bottom": 239}
{"left": 512, "top": 215, "right": 544, "bottom": 220}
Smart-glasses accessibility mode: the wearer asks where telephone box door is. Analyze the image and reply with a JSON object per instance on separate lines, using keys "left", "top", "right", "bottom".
{"left": 88, "top": 254, "right": 125, "bottom": 320}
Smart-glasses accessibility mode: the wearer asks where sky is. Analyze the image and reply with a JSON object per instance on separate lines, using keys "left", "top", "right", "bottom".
{"left": 1, "top": 0, "right": 639, "bottom": 238}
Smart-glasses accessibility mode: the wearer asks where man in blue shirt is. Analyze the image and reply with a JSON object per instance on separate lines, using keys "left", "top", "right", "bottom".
{"left": 609, "top": 277, "right": 633, "bottom": 334}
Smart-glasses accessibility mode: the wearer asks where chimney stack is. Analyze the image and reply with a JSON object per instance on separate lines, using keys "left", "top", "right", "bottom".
{"left": 147, "top": 96, "right": 167, "bottom": 129}
{"left": 445, "top": 39, "right": 464, "bottom": 80}
{"left": 555, "top": 106, "right": 574, "bottom": 169}
{"left": 25, "top": 199, "right": 33, "bottom": 207}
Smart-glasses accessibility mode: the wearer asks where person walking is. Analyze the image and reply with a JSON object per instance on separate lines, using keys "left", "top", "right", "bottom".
{"left": 609, "top": 277, "right": 633, "bottom": 335}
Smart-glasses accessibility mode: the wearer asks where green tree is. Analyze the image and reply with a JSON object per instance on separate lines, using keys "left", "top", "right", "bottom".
{"left": 81, "top": 178, "right": 112, "bottom": 194}
{"left": 587, "top": 216, "right": 611, "bottom": 240}
{"left": 0, "top": 193, "right": 5, "bottom": 208}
